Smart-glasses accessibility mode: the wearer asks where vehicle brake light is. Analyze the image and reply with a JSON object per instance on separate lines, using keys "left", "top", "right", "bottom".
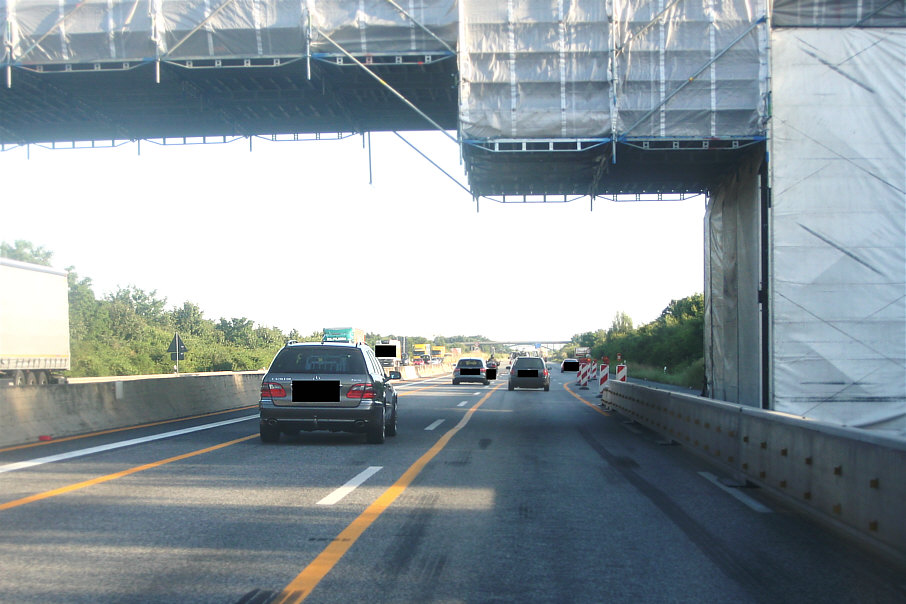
{"left": 261, "top": 382, "right": 286, "bottom": 398}
{"left": 347, "top": 383, "right": 376, "bottom": 399}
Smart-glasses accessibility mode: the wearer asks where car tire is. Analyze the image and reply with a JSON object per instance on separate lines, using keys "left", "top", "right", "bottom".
{"left": 367, "top": 406, "right": 386, "bottom": 444}
{"left": 260, "top": 424, "right": 280, "bottom": 443}
{"left": 483, "top": 380, "right": 490, "bottom": 385}
{"left": 453, "top": 379, "right": 459, "bottom": 385}
{"left": 544, "top": 384, "right": 550, "bottom": 391}
{"left": 508, "top": 382, "right": 514, "bottom": 391}
{"left": 386, "top": 402, "right": 398, "bottom": 437}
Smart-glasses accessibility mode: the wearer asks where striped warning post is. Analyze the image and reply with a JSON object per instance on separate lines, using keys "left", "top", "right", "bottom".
{"left": 617, "top": 364, "right": 627, "bottom": 382}
{"left": 599, "top": 363, "right": 609, "bottom": 396}
{"left": 579, "top": 362, "right": 589, "bottom": 389}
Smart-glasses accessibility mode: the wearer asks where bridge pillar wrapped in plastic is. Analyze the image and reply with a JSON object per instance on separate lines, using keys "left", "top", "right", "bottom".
{"left": 769, "top": 28, "right": 906, "bottom": 435}
{"left": 704, "top": 151, "right": 763, "bottom": 408}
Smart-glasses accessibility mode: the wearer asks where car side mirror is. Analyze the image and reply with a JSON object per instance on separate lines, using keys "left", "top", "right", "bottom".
{"left": 388, "top": 371, "right": 402, "bottom": 380}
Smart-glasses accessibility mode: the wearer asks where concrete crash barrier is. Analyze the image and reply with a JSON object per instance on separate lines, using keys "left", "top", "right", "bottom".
{"left": 0, "top": 371, "right": 264, "bottom": 448}
{"left": 400, "top": 364, "right": 452, "bottom": 380}
{"left": 601, "top": 381, "right": 906, "bottom": 564}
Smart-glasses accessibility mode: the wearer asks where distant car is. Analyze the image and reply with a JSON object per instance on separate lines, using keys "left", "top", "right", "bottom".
{"left": 509, "top": 356, "right": 550, "bottom": 391}
{"left": 453, "top": 357, "right": 490, "bottom": 385}
{"left": 561, "top": 358, "right": 580, "bottom": 372}
{"left": 258, "top": 341, "right": 401, "bottom": 444}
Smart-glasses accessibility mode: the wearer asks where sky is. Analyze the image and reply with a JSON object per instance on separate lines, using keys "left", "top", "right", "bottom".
{"left": 1, "top": 131, "right": 706, "bottom": 342}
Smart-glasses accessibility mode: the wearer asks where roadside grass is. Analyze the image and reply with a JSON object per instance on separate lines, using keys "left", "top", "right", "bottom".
{"left": 620, "top": 358, "right": 704, "bottom": 390}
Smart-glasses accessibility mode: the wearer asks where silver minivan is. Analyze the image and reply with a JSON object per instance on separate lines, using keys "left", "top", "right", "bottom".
{"left": 259, "top": 341, "right": 400, "bottom": 444}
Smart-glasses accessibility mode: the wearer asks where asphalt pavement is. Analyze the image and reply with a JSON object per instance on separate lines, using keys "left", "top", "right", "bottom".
{"left": 1, "top": 371, "right": 904, "bottom": 603}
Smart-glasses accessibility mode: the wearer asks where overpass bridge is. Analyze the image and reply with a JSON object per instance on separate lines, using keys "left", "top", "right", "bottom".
{"left": 2, "top": 3, "right": 904, "bottom": 434}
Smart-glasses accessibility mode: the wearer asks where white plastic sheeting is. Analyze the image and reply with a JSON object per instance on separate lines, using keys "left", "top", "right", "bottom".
{"left": 704, "top": 151, "right": 763, "bottom": 407}
{"left": 0, "top": 0, "right": 458, "bottom": 65}
{"left": 457, "top": 0, "right": 769, "bottom": 141}
{"left": 772, "top": 0, "right": 906, "bottom": 27}
{"left": 770, "top": 28, "right": 906, "bottom": 434}
{"left": 309, "top": 0, "right": 457, "bottom": 56}
{"left": 457, "top": 0, "right": 611, "bottom": 140}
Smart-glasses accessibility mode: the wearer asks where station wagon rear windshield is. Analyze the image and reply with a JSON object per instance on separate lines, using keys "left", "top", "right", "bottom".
{"left": 458, "top": 359, "right": 482, "bottom": 367}
{"left": 269, "top": 347, "right": 366, "bottom": 374}
{"left": 515, "top": 358, "right": 544, "bottom": 368}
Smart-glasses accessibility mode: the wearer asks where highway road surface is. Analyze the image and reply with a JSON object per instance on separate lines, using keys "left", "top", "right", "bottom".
{"left": 1, "top": 370, "right": 904, "bottom": 603}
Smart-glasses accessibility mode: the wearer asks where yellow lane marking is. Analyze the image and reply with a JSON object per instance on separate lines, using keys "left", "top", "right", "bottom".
{"left": 0, "top": 434, "right": 257, "bottom": 511}
{"left": 0, "top": 406, "right": 258, "bottom": 454}
{"left": 563, "top": 383, "right": 611, "bottom": 417}
{"left": 274, "top": 383, "right": 504, "bottom": 604}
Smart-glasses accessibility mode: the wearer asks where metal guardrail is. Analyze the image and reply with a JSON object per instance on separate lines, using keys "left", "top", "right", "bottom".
{"left": 601, "top": 381, "right": 906, "bottom": 563}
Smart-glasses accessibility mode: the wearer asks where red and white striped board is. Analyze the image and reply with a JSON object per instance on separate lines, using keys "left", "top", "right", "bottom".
{"left": 599, "top": 363, "right": 609, "bottom": 395}
{"left": 617, "top": 364, "right": 627, "bottom": 382}
{"left": 579, "top": 362, "right": 589, "bottom": 388}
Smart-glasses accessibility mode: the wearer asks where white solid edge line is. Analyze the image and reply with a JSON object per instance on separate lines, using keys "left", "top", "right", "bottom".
{"left": 0, "top": 415, "right": 258, "bottom": 475}
{"left": 698, "top": 471, "right": 772, "bottom": 513}
{"left": 425, "top": 419, "right": 445, "bottom": 431}
{"left": 317, "top": 466, "right": 383, "bottom": 506}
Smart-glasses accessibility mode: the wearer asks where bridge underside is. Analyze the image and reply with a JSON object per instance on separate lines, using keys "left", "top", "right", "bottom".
{"left": 0, "top": 56, "right": 755, "bottom": 196}
{"left": 0, "top": 59, "right": 459, "bottom": 144}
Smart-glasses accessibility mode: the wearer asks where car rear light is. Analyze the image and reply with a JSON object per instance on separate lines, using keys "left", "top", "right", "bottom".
{"left": 347, "top": 383, "right": 375, "bottom": 399}
{"left": 480, "top": 368, "right": 486, "bottom": 374}
{"left": 260, "top": 382, "right": 286, "bottom": 398}
{"left": 543, "top": 369, "right": 549, "bottom": 377}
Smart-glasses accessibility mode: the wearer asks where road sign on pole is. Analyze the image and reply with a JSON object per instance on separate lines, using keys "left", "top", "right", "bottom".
{"left": 167, "top": 333, "right": 188, "bottom": 373}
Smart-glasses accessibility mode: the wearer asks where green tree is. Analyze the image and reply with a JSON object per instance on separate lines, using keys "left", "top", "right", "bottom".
{"left": 609, "top": 311, "right": 634, "bottom": 335}
{"left": 0, "top": 240, "right": 53, "bottom": 265}
{"left": 173, "top": 301, "right": 210, "bottom": 337}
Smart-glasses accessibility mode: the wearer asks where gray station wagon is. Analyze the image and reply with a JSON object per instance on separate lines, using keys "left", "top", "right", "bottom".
{"left": 508, "top": 356, "right": 550, "bottom": 391}
{"left": 258, "top": 341, "right": 400, "bottom": 444}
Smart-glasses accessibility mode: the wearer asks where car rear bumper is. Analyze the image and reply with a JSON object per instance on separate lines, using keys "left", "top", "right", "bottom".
{"left": 454, "top": 375, "right": 489, "bottom": 383}
{"left": 508, "top": 378, "right": 549, "bottom": 389}
{"left": 260, "top": 401, "right": 381, "bottom": 433}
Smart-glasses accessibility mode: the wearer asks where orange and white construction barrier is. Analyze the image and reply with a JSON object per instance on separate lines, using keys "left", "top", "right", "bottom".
{"left": 579, "top": 362, "right": 590, "bottom": 389}
{"left": 599, "top": 363, "right": 609, "bottom": 395}
{"left": 616, "top": 364, "right": 627, "bottom": 382}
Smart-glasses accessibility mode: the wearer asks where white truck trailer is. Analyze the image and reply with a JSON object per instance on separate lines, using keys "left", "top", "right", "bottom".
{"left": 0, "top": 258, "right": 71, "bottom": 386}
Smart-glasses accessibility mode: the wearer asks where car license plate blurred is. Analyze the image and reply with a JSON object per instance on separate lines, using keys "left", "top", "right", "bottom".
{"left": 517, "top": 370, "right": 539, "bottom": 378}
{"left": 461, "top": 368, "right": 480, "bottom": 376}
{"left": 292, "top": 380, "right": 340, "bottom": 403}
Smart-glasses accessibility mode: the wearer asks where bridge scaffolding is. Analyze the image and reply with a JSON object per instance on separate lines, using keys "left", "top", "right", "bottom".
{"left": 1, "top": 0, "right": 904, "bottom": 433}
